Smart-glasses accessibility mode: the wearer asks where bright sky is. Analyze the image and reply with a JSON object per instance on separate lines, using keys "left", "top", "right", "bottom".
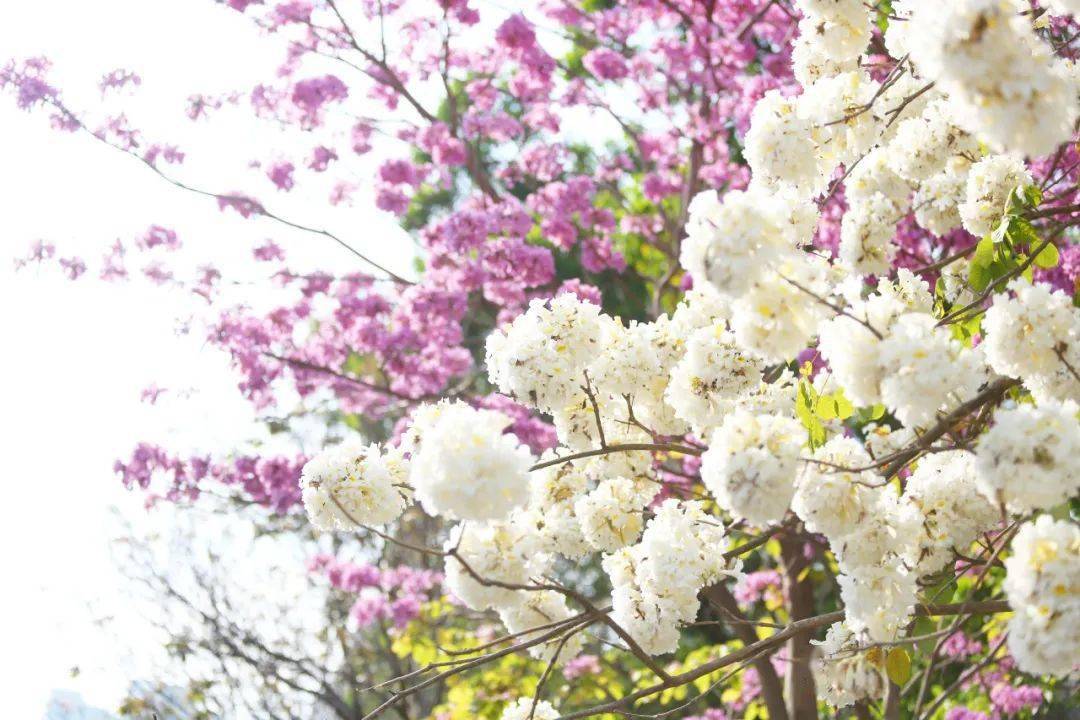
{"left": 0, "top": 1, "right": 412, "bottom": 715}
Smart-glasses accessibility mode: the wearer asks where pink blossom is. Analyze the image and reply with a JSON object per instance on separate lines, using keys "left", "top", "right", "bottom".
{"left": 562, "top": 654, "right": 601, "bottom": 680}
{"left": 583, "top": 48, "right": 629, "bottom": 80}
{"left": 308, "top": 145, "right": 337, "bottom": 171}
{"left": 137, "top": 225, "right": 180, "bottom": 251}
{"left": 267, "top": 161, "right": 295, "bottom": 191}
{"left": 291, "top": 75, "right": 348, "bottom": 126}
{"left": 496, "top": 14, "right": 536, "bottom": 50}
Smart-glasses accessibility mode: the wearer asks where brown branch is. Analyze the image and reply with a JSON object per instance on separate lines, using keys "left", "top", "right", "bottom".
{"left": 878, "top": 376, "right": 1020, "bottom": 479}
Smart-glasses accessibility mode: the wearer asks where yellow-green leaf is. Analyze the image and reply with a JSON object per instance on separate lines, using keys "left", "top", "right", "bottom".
{"left": 1034, "top": 242, "right": 1060, "bottom": 269}
{"left": 885, "top": 647, "right": 912, "bottom": 686}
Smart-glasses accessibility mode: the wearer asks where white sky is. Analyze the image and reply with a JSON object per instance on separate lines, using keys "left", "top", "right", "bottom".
{"left": 0, "top": 1, "right": 413, "bottom": 715}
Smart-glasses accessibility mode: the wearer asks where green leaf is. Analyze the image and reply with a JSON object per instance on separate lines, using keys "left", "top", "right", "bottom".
{"left": 816, "top": 396, "right": 837, "bottom": 420}
{"left": 885, "top": 647, "right": 912, "bottom": 686}
{"left": 968, "top": 261, "right": 992, "bottom": 293}
{"left": 834, "top": 392, "right": 855, "bottom": 420}
{"left": 973, "top": 234, "right": 995, "bottom": 267}
{"left": 1034, "top": 242, "right": 1060, "bottom": 269}
{"left": 1009, "top": 216, "right": 1038, "bottom": 244}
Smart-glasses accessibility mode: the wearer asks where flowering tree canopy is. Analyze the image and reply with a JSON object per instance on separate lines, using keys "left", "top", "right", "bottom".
{"left": 6, "top": 0, "right": 1080, "bottom": 719}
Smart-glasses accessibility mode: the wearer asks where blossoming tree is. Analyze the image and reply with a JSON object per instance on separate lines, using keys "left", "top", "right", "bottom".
{"left": 6, "top": 0, "right": 1080, "bottom": 718}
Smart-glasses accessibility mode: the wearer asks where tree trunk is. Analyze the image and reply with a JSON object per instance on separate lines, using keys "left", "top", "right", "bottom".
{"left": 781, "top": 535, "right": 819, "bottom": 720}
{"left": 702, "top": 584, "right": 790, "bottom": 720}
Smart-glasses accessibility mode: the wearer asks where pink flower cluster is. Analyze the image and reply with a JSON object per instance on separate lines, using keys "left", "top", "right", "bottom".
{"left": 308, "top": 554, "right": 442, "bottom": 630}
{"left": 114, "top": 442, "right": 303, "bottom": 511}
{"left": 733, "top": 570, "right": 783, "bottom": 607}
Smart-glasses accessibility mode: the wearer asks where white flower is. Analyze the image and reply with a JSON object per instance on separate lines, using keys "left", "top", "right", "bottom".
{"left": 729, "top": 253, "right": 832, "bottom": 364}
{"left": 903, "top": 451, "right": 999, "bottom": 575}
{"left": 793, "top": 437, "right": 881, "bottom": 539}
{"left": 443, "top": 519, "right": 548, "bottom": 611}
{"left": 498, "top": 590, "right": 583, "bottom": 663}
{"left": 839, "top": 192, "right": 901, "bottom": 276}
{"left": 913, "top": 156, "right": 970, "bottom": 237}
{"left": 838, "top": 563, "right": 918, "bottom": 641}
{"left": 588, "top": 318, "right": 662, "bottom": 398}
{"left": 844, "top": 148, "right": 911, "bottom": 207}
{"left": 603, "top": 500, "right": 736, "bottom": 655}
{"left": 744, "top": 90, "right": 830, "bottom": 196}
{"left": 959, "top": 155, "right": 1032, "bottom": 237}
{"left": 681, "top": 188, "right": 812, "bottom": 298}
{"left": 500, "top": 698, "right": 559, "bottom": 720}
{"left": 800, "top": 71, "right": 882, "bottom": 167}
{"left": 665, "top": 323, "right": 763, "bottom": 433}
{"left": 1003, "top": 515, "right": 1080, "bottom": 677}
{"left": 485, "top": 293, "right": 604, "bottom": 413}
{"left": 877, "top": 313, "right": 987, "bottom": 428}
{"left": 795, "top": 11, "right": 871, "bottom": 67}
{"left": 983, "top": 280, "right": 1080, "bottom": 404}
{"left": 813, "top": 621, "right": 888, "bottom": 708}
{"left": 300, "top": 438, "right": 409, "bottom": 531}
{"left": 863, "top": 423, "right": 916, "bottom": 460}
{"left": 792, "top": 33, "right": 859, "bottom": 85}
{"left": 904, "top": 0, "right": 1079, "bottom": 156}
{"left": 700, "top": 410, "right": 804, "bottom": 526}
{"left": 832, "top": 489, "right": 920, "bottom": 573}
{"left": 407, "top": 401, "right": 534, "bottom": 522}
{"left": 575, "top": 477, "right": 655, "bottom": 552}
{"left": 819, "top": 272, "right": 935, "bottom": 407}
{"left": 885, "top": 99, "right": 979, "bottom": 184}
{"left": 974, "top": 400, "right": 1080, "bottom": 513}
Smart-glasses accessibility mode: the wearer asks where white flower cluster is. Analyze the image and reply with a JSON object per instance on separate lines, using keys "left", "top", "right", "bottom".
{"left": 1002, "top": 515, "right": 1080, "bottom": 676}
{"left": 485, "top": 293, "right": 604, "bottom": 413}
{"left": 500, "top": 698, "right": 559, "bottom": 720}
{"left": 959, "top": 155, "right": 1033, "bottom": 237}
{"left": 901, "top": 0, "right": 1080, "bottom": 157}
{"left": 443, "top": 519, "right": 548, "bottom": 611}
{"left": 983, "top": 280, "right": 1080, "bottom": 405}
{"left": 902, "top": 451, "right": 999, "bottom": 575}
{"left": 793, "top": 440, "right": 998, "bottom": 643}
{"left": 406, "top": 401, "right": 534, "bottom": 522}
{"left": 574, "top": 476, "right": 656, "bottom": 552}
{"left": 300, "top": 438, "right": 410, "bottom": 530}
{"left": 665, "top": 324, "right": 763, "bottom": 432}
{"left": 497, "top": 590, "right": 583, "bottom": 662}
{"left": 813, "top": 621, "right": 888, "bottom": 708}
{"left": 792, "top": 0, "right": 872, "bottom": 85}
{"left": 819, "top": 272, "right": 986, "bottom": 427}
{"left": 974, "top": 400, "right": 1080, "bottom": 513}
{"left": 700, "top": 410, "right": 804, "bottom": 526}
{"left": 679, "top": 188, "right": 813, "bottom": 297}
{"left": 603, "top": 500, "right": 738, "bottom": 655}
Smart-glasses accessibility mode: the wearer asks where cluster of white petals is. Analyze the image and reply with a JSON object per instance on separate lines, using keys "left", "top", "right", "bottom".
{"left": 901, "top": 0, "right": 1080, "bottom": 156}
{"left": 485, "top": 293, "right": 604, "bottom": 413}
{"left": 300, "top": 438, "right": 410, "bottom": 530}
{"left": 406, "top": 400, "right": 534, "bottom": 521}
{"left": 443, "top": 519, "right": 547, "bottom": 611}
{"left": 701, "top": 410, "right": 803, "bottom": 526}
{"left": 1002, "top": 516, "right": 1080, "bottom": 676}
{"left": 813, "top": 621, "right": 887, "bottom": 708}
{"left": 500, "top": 698, "right": 559, "bottom": 720}
{"left": 983, "top": 280, "right": 1080, "bottom": 404}
{"left": 902, "top": 451, "right": 999, "bottom": 575}
{"left": 603, "top": 500, "right": 738, "bottom": 655}
{"left": 974, "top": 400, "right": 1080, "bottom": 513}
{"left": 497, "top": 590, "right": 582, "bottom": 662}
